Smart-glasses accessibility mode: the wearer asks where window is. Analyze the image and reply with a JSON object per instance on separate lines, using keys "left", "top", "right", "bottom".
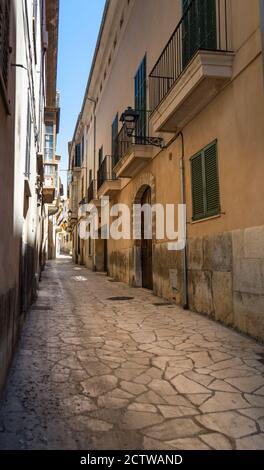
{"left": 81, "top": 135, "right": 84, "bottom": 163}
{"left": 44, "top": 164, "right": 53, "bottom": 176}
{"left": 89, "top": 169, "right": 92, "bottom": 184}
{"left": 98, "top": 146, "right": 103, "bottom": 168}
{"left": 111, "top": 113, "right": 118, "bottom": 165}
{"left": 44, "top": 122, "right": 54, "bottom": 162}
{"left": 190, "top": 140, "right": 220, "bottom": 221}
{"left": 134, "top": 55, "right": 146, "bottom": 140}
{"left": 75, "top": 143, "right": 81, "bottom": 167}
{"left": 182, "top": 0, "right": 217, "bottom": 67}
{"left": 25, "top": 99, "right": 32, "bottom": 177}
{"left": 0, "top": 0, "right": 10, "bottom": 94}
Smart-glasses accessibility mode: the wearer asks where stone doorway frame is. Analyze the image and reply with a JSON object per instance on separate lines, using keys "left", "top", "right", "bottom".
{"left": 130, "top": 172, "right": 156, "bottom": 287}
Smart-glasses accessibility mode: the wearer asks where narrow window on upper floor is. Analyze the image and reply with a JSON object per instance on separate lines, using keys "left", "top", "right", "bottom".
{"left": 44, "top": 122, "right": 54, "bottom": 162}
{"left": 0, "top": 0, "right": 10, "bottom": 104}
{"left": 182, "top": 0, "right": 217, "bottom": 68}
{"left": 111, "top": 113, "right": 118, "bottom": 167}
{"left": 190, "top": 140, "right": 220, "bottom": 221}
{"left": 134, "top": 55, "right": 146, "bottom": 143}
{"left": 81, "top": 135, "right": 85, "bottom": 163}
{"left": 44, "top": 164, "right": 53, "bottom": 176}
{"left": 89, "top": 169, "right": 92, "bottom": 184}
{"left": 75, "top": 143, "right": 81, "bottom": 167}
{"left": 98, "top": 146, "right": 103, "bottom": 168}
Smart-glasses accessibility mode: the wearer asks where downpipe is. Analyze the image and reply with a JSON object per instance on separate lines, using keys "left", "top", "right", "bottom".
{"left": 165, "top": 131, "right": 188, "bottom": 310}
{"left": 179, "top": 133, "right": 188, "bottom": 310}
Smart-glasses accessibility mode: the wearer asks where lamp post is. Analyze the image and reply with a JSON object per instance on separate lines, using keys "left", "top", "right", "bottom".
{"left": 120, "top": 106, "right": 164, "bottom": 148}
{"left": 120, "top": 107, "right": 140, "bottom": 137}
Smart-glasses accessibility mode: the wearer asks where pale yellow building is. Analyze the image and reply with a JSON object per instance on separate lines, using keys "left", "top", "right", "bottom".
{"left": 0, "top": 0, "right": 59, "bottom": 392}
{"left": 69, "top": 0, "right": 264, "bottom": 340}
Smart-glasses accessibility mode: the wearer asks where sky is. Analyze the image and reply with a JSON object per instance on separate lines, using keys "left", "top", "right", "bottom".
{"left": 56, "top": 0, "right": 106, "bottom": 192}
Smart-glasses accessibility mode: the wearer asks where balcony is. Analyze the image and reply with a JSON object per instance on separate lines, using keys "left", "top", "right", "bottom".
{"left": 97, "top": 155, "right": 121, "bottom": 198}
{"left": 113, "top": 111, "right": 154, "bottom": 178}
{"left": 43, "top": 187, "right": 55, "bottom": 204}
{"left": 149, "top": 0, "right": 234, "bottom": 133}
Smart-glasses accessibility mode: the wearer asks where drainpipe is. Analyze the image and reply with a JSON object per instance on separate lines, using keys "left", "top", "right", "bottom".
{"left": 165, "top": 131, "right": 188, "bottom": 309}
{"left": 178, "top": 132, "right": 188, "bottom": 310}
{"left": 260, "top": 0, "right": 264, "bottom": 85}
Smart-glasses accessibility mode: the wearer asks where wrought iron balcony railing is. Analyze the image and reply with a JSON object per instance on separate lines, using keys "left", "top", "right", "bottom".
{"left": 87, "top": 179, "right": 97, "bottom": 203}
{"left": 97, "top": 155, "right": 117, "bottom": 190}
{"left": 114, "top": 110, "right": 162, "bottom": 165}
{"left": 149, "top": 0, "right": 229, "bottom": 112}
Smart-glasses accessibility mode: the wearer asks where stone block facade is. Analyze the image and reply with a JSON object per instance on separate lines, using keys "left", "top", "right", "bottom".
{"left": 188, "top": 225, "right": 264, "bottom": 341}
{"left": 108, "top": 225, "right": 264, "bottom": 341}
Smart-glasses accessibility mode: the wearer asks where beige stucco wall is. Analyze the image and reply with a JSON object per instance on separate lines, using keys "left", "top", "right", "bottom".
{"left": 71, "top": 0, "right": 264, "bottom": 339}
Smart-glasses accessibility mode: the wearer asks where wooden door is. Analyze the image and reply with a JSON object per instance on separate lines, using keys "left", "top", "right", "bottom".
{"left": 141, "top": 187, "right": 153, "bottom": 289}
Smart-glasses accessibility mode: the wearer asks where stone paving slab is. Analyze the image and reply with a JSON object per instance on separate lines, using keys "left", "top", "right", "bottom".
{"left": 0, "top": 257, "right": 264, "bottom": 450}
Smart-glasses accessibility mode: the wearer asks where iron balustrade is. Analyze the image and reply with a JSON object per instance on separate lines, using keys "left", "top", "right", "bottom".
{"left": 97, "top": 155, "right": 117, "bottom": 190}
{"left": 115, "top": 122, "right": 132, "bottom": 167}
{"left": 149, "top": 0, "right": 229, "bottom": 112}
{"left": 115, "top": 110, "right": 163, "bottom": 165}
{"left": 87, "top": 179, "right": 97, "bottom": 203}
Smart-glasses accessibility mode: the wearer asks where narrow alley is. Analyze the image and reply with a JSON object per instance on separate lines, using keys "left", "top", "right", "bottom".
{"left": 0, "top": 257, "right": 264, "bottom": 450}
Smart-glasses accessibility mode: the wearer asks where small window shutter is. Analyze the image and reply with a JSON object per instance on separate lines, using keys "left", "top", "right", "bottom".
{"left": 191, "top": 152, "right": 205, "bottom": 220}
{"left": 75, "top": 144, "right": 81, "bottom": 167}
{"left": 99, "top": 146, "right": 103, "bottom": 167}
{"left": 199, "top": 0, "right": 217, "bottom": 49}
{"left": 204, "top": 142, "right": 220, "bottom": 216}
{"left": 0, "top": 0, "right": 10, "bottom": 89}
{"left": 111, "top": 113, "right": 118, "bottom": 165}
{"left": 134, "top": 55, "right": 146, "bottom": 140}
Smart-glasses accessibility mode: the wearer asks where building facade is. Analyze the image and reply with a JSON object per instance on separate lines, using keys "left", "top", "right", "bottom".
{"left": 69, "top": 0, "right": 264, "bottom": 340}
{"left": 0, "top": 0, "right": 59, "bottom": 392}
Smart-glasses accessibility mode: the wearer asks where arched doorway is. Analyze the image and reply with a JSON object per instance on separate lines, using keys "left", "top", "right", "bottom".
{"left": 141, "top": 186, "right": 153, "bottom": 289}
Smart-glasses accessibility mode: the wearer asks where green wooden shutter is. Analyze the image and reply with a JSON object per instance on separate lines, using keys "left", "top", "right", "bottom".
{"left": 199, "top": 0, "right": 217, "bottom": 50}
{"left": 191, "top": 141, "right": 220, "bottom": 221}
{"left": 134, "top": 55, "right": 146, "bottom": 141}
{"left": 191, "top": 152, "right": 205, "bottom": 220}
{"left": 111, "top": 113, "right": 118, "bottom": 166}
{"left": 75, "top": 144, "right": 81, "bottom": 167}
{"left": 182, "top": 0, "right": 217, "bottom": 67}
{"left": 204, "top": 142, "right": 220, "bottom": 216}
{"left": 98, "top": 146, "right": 103, "bottom": 167}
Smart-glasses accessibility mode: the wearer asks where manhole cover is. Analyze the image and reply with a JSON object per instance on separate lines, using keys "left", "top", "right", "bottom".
{"left": 153, "top": 302, "right": 172, "bottom": 307}
{"left": 31, "top": 306, "right": 53, "bottom": 311}
{"left": 107, "top": 296, "right": 134, "bottom": 301}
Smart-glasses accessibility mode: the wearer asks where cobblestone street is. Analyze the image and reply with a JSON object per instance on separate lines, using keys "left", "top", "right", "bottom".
{"left": 0, "top": 257, "right": 264, "bottom": 450}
